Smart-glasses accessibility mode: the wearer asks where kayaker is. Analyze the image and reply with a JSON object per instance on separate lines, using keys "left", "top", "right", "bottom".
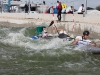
{"left": 59, "top": 29, "right": 67, "bottom": 35}
{"left": 73, "top": 30, "right": 98, "bottom": 47}
{"left": 42, "top": 27, "right": 48, "bottom": 38}
{"left": 57, "top": 28, "right": 71, "bottom": 39}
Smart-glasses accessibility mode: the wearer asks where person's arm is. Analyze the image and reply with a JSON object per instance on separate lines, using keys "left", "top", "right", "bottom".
{"left": 73, "top": 38, "right": 79, "bottom": 45}
{"left": 82, "top": 7, "right": 85, "bottom": 12}
{"left": 89, "top": 42, "right": 99, "bottom": 47}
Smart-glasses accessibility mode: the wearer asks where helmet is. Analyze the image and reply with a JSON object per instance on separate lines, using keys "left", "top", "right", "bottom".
{"left": 83, "top": 30, "right": 90, "bottom": 36}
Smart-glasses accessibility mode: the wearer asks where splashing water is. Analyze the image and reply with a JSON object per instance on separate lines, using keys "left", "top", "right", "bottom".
{"left": 0, "top": 26, "right": 100, "bottom": 75}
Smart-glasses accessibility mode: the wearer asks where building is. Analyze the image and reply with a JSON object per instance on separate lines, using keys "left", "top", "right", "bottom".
{"left": 0, "top": 0, "right": 48, "bottom": 13}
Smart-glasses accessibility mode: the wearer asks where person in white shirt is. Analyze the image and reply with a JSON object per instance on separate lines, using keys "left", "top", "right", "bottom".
{"left": 78, "top": 4, "right": 85, "bottom": 14}
{"left": 66, "top": 6, "right": 74, "bottom": 14}
{"left": 73, "top": 30, "right": 98, "bottom": 47}
{"left": 50, "top": 6, "right": 54, "bottom": 14}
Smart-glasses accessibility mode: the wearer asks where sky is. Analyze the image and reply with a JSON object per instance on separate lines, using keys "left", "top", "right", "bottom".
{"left": 50, "top": 0, "right": 100, "bottom": 9}
{"left": 30, "top": 0, "right": 100, "bottom": 9}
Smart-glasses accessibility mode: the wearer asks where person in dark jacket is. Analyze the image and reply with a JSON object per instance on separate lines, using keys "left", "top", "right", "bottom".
{"left": 24, "top": 3, "right": 29, "bottom": 13}
{"left": 57, "top": 2, "right": 62, "bottom": 21}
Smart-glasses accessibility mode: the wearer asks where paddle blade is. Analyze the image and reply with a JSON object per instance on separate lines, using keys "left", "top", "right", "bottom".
{"left": 49, "top": 21, "right": 54, "bottom": 27}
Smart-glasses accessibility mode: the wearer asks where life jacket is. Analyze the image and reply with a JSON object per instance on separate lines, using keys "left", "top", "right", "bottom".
{"left": 75, "top": 36, "right": 91, "bottom": 47}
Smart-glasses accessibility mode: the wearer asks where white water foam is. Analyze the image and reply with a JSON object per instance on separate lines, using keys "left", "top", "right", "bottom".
{"left": 0, "top": 31, "right": 73, "bottom": 51}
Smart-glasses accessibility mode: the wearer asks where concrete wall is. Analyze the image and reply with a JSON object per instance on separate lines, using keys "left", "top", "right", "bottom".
{"left": 0, "top": 13, "right": 100, "bottom": 38}
{"left": 0, "top": 13, "right": 100, "bottom": 24}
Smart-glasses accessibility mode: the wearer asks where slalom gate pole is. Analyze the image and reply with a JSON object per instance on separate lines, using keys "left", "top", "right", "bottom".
{"left": 72, "top": 12, "right": 74, "bottom": 30}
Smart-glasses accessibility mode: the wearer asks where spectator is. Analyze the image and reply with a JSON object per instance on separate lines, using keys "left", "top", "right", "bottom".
{"left": 66, "top": 6, "right": 74, "bottom": 14}
{"left": 43, "top": 1, "right": 45, "bottom": 5}
{"left": 55, "top": 0, "right": 59, "bottom": 14}
{"left": 78, "top": 4, "right": 85, "bottom": 14}
{"left": 57, "top": 2, "right": 62, "bottom": 21}
{"left": 24, "top": 3, "right": 28, "bottom": 13}
{"left": 62, "top": 8, "right": 66, "bottom": 14}
{"left": 56, "top": 1, "right": 59, "bottom": 8}
{"left": 50, "top": 6, "right": 54, "bottom": 14}
{"left": 28, "top": 2, "right": 31, "bottom": 12}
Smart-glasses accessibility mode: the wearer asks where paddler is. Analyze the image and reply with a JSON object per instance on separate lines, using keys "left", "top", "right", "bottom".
{"left": 42, "top": 27, "right": 48, "bottom": 38}
{"left": 73, "top": 30, "right": 99, "bottom": 47}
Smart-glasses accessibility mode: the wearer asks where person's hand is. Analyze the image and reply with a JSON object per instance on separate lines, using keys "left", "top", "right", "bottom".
{"left": 95, "top": 43, "right": 100, "bottom": 47}
{"left": 90, "top": 42, "right": 99, "bottom": 47}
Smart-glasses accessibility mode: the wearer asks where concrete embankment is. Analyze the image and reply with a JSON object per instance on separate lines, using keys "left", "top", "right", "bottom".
{"left": 0, "top": 13, "right": 100, "bottom": 38}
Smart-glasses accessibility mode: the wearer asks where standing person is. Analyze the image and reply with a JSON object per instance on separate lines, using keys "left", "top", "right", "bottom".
{"left": 57, "top": 2, "right": 62, "bottom": 21}
{"left": 24, "top": 3, "right": 28, "bottom": 13}
{"left": 56, "top": 0, "right": 59, "bottom": 13}
{"left": 56, "top": 1, "right": 59, "bottom": 8}
{"left": 78, "top": 4, "right": 85, "bottom": 14}
{"left": 28, "top": 2, "right": 31, "bottom": 13}
{"left": 73, "top": 30, "right": 98, "bottom": 47}
{"left": 43, "top": 1, "right": 45, "bottom": 5}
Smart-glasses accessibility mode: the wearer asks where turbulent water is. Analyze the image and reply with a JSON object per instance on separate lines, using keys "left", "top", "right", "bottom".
{"left": 0, "top": 26, "right": 100, "bottom": 75}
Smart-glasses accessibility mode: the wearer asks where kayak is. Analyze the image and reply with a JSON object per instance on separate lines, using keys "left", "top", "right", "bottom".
{"left": 31, "top": 33, "right": 74, "bottom": 40}
{"left": 31, "top": 33, "right": 74, "bottom": 41}
{"left": 75, "top": 45, "right": 100, "bottom": 54}
{"left": 31, "top": 36, "right": 39, "bottom": 40}
{"left": 31, "top": 35, "right": 54, "bottom": 40}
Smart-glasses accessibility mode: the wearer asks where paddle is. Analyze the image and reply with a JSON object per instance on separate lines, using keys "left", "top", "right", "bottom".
{"left": 47, "top": 20, "right": 54, "bottom": 31}
{"left": 48, "top": 20, "right": 59, "bottom": 35}
{"left": 58, "top": 33, "right": 75, "bottom": 41}
{"left": 48, "top": 20, "right": 54, "bottom": 27}
{"left": 48, "top": 21, "right": 69, "bottom": 38}
{"left": 48, "top": 20, "right": 75, "bottom": 39}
